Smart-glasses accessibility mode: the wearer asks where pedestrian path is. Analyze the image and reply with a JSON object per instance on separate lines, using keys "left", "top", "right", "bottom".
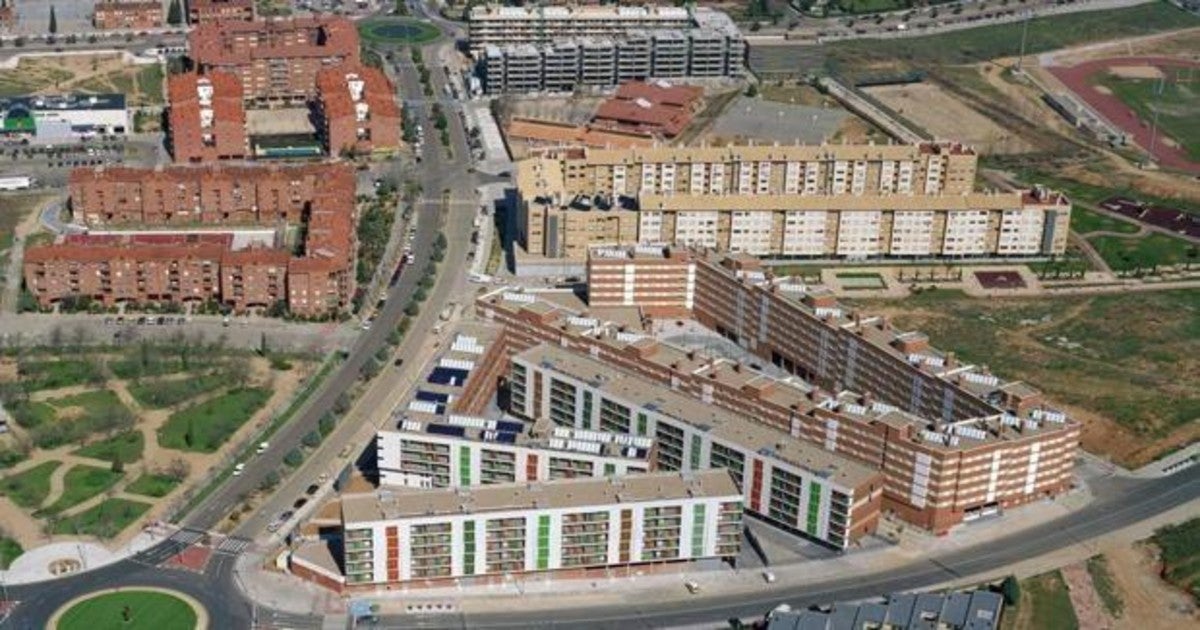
{"left": 215, "top": 536, "right": 253, "bottom": 555}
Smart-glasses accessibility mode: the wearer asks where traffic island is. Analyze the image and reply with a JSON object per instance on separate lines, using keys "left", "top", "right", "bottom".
{"left": 48, "top": 587, "right": 208, "bottom": 630}
{"left": 358, "top": 17, "right": 441, "bottom": 45}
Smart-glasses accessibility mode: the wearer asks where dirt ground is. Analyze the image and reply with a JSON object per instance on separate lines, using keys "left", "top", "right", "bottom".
{"left": 1041, "top": 27, "right": 1200, "bottom": 66}
{"left": 0, "top": 54, "right": 163, "bottom": 106}
{"left": 865, "top": 82, "right": 1033, "bottom": 154}
{"left": 1105, "top": 543, "right": 1199, "bottom": 628}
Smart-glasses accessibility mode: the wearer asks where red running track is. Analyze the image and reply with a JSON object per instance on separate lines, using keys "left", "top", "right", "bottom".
{"left": 1047, "top": 56, "right": 1200, "bottom": 175}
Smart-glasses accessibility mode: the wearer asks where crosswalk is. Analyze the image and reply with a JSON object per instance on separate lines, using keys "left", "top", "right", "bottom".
{"left": 215, "top": 536, "right": 253, "bottom": 555}
{"left": 132, "top": 528, "right": 206, "bottom": 565}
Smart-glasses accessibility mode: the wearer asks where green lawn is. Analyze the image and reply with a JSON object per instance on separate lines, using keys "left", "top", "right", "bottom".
{"left": 124, "top": 473, "right": 182, "bottom": 499}
{"left": 107, "top": 345, "right": 224, "bottom": 380}
{"left": 0, "top": 537, "right": 22, "bottom": 569}
{"left": 826, "top": 3, "right": 1199, "bottom": 69}
{"left": 0, "top": 460, "right": 61, "bottom": 509}
{"left": 1070, "top": 206, "right": 1140, "bottom": 235}
{"left": 55, "top": 589, "right": 197, "bottom": 630}
{"left": 1152, "top": 517, "right": 1200, "bottom": 604}
{"left": 29, "top": 390, "right": 136, "bottom": 451}
{"left": 16, "top": 359, "right": 105, "bottom": 392}
{"left": 136, "top": 64, "right": 165, "bottom": 106}
{"left": 72, "top": 430, "right": 145, "bottom": 464}
{"left": 1097, "top": 70, "right": 1200, "bottom": 162}
{"left": 0, "top": 193, "right": 54, "bottom": 273}
{"left": 831, "top": 0, "right": 908, "bottom": 14}
{"left": 158, "top": 387, "right": 272, "bottom": 453}
{"left": 1088, "top": 232, "right": 1198, "bottom": 272}
{"left": 1022, "top": 571, "right": 1080, "bottom": 630}
{"left": 1086, "top": 555, "right": 1125, "bottom": 618}
{"left": 358, "top": 17, "right": 441, "bottom": 45}
{"left": 51, "top": 498, "right": 152, "bottom": 539}
{"left": 127, "top": 371, "right": 236, "bottom": 409}
{"left": 37, "top": 465, "right": 123, "bottom": 516}
{"left": 5, "top": 400, "right": 56, "bottom": 428}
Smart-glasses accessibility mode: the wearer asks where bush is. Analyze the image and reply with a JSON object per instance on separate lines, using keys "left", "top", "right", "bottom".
{"left": 318, "top": 413, "right": 336, "bottom": 437}
{"left": 404, "top": 302, "right": 420, "bottom": 317}
{"left": 260, "top": 470, "right": 280, "bottom": 492}
{"left": 1001, "top": 575, "right": 1021, "bottom": 605}
{"left": 302, "top": 430, "right": 322, "bottom": 448}
{"left": 333, "top": 392, "right": 353, "bottom": 415}
{"left": 284, "top": 448, "right": 303, "bottom": 468}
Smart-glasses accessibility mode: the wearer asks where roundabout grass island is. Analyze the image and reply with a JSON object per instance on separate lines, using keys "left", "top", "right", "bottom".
{"left": 358, "top": 17, "right": 441, "bottom": 45}
{"left": 51, "top": 588, "right": 205, "bottom": 630}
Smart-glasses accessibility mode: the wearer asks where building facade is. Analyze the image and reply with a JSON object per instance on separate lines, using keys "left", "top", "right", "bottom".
{"left": 0, "top": 1, "right": 15, "bottom": 30}
{"left": 473, "top": 5, "right": 744, "bottom": 94}
{"left": 187, "top": 0, "right": 254, "bottom": 24}
{"left": 339, "top": 470, "right": 743, "bottom": 586}
{"left": 93, "top": 1, "right": 164, "bottom": 30}
{"left": 377, "top": 415, "right": 653, "bottom": 489}
{"left": 510, "top": 344, "right": 883, "bottom": 549}
{"left": 25, "top": 164, "right": 356, "bottom": 316}
{"left": 188, "top": 16, "right": 360, "bottom": 101}
{"left": 475, "top": 272, "right": 1079, "bottom": 534}
{"left": 315, "top": 64, "right": 401, "bottom": 158}
{"left": 517, "top": 144, "right": 1071, "bottom": 260}
{"left": 0, "top": 94, "right": 128, "bottom": 142}
{"left": 167, "top": 71, "right": 247, "bottom": 163}
{"left": 586, "top": 245, "right": 696, "bottom": 310}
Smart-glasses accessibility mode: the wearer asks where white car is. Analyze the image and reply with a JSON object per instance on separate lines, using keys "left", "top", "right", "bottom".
{"left": 256, "top": 442, "right": 269, "bottom": 454}
{"left": 233, "top": 463, "right": 246, "bottom": 476}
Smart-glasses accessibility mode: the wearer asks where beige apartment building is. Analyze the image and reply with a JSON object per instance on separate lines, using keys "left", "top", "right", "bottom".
{"left": 517, "top": 143, "right": 1071, "bottom": 260}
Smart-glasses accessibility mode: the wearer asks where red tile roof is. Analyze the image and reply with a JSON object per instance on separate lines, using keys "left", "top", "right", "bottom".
{"left": 189, "top": 16, "right": 360, "bottom": 65}
{"left": 613, "top": 80, "right": 703, "bottom": 109}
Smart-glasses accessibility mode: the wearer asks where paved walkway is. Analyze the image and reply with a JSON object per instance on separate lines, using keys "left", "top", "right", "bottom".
{"left": 0, "top": 526, "right": 170, "bottom": 584}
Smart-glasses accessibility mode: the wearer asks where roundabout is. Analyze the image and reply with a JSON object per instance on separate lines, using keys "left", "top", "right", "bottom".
{"left": 48, "top": 587, "right": 206, "bottom": 630}
{"left": 358, "top": 17, "right": 441, "bottom": 45}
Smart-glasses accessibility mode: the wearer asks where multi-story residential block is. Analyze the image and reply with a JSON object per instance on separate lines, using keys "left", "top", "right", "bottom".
{"left": 516, "top": 144, "right": 1071, "bottom": 260}
{"left": 473, "top": 5, "right": 744, "bottom": 94}
{"left": 333, "top": 470, "right": 742, "bottom": 587}
{"left": 0, "top": 1, "right": 15, "bottom": 30}
{"left": 315, "top": 64, "right": 401, "bottom": 158}
{"left": 188, "top": 16, "right": 360, "bottom": 102}
{"left": 586, "top": 245, "right": 696, "bottom": 311}
{"left": 167, "top": 71, "right": 247, "bottom": 163}
{"left": 510, "top": 344, "right": 884, "bottom": 549}
{"left": 475, "top": 269, "right": 1079, "bottom": 533}
{"left": 376, "top": 414, "right": 653, "bottom": 489}
{"left": 93, "top": 1, "right": 164, "bottom": 30}
{"left": 25, "top": 164, "right": 356, "bottom": 316}
{"left": 187, "top": 0, "right": 254, "bottom": 24}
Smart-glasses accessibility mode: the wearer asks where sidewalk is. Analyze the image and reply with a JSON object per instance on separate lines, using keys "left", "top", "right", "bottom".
{"left": 0, "top": 524, "right": 173, "bottom": 585}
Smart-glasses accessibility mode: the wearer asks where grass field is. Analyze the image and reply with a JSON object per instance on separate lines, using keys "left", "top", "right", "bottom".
{"left": 157, "top": 387, "right": 272, "bottom": 453}
{"left": 0, "top": 461, "right": 61, "bottom": 509}
{"left": 1151, "top": 517, "right": 1200, "bottom": 605}
{"left": 1089, "top": 232, "right": 1198, "bottom": 272}
{"left": 1070, "top": 206, "right": 1140, "bottom": 235}
{"left": 16, "top": 359, "right": 105, "bottom": 392}
{"left": 0, "top": 193, "right": 54, "bottom": 276}
{"left": 1002, "top": 570, "right": 1080, "bottom": 630}
{"left": 1086, "top": 554, "right": 1125, "bottom": 618}
{"left": 125, "top": 473, "right": 181, "bottom": 498}
{"left": 830, "top": 0, "right": 908, "bottom": 14}
{"left": 54, "top": 589, "right": 197, "bottom": 630}
{"left": 127, "top": 371, "right": 238, "bottom": 409}
{"left": 1097, "top": 70, "right": 1200, "bottom": 162}
{"left": 358, "top": 17, "right": 441, "bottom": 44}
{"left": 825, "top": 3, "right": 1199, "bottom": 70}
{"left": 52, "top": 498, "right": 152, "bottom": 538}
{"left": 73, "top": 430, "right": 145, "bottom": 464}
{"left": 862, "top": 289, "right": 1200, "bottom": 463}
{"left": 37, "top": 465, "right": 123, "bottom": 516}
{"left": 0, "top": 536, "right": 22, "bottom": 569}
{"left": 27, "top": 389, "right": 136, "bottom": 451}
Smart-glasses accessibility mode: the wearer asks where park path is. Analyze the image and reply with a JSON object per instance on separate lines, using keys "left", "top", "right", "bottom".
{"left": 0, "top": 195, "right": 54, "bottom": 313}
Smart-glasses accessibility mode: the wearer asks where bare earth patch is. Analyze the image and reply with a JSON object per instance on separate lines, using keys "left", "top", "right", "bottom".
{"left": 864, "top": 82, "right": 1032, "bottom": 154}
{"left": 1108, "top": 65, "right": 1165, "bottom": 80}
{"left": 1107, "top": 543, "right": 1199, "bottom": 628}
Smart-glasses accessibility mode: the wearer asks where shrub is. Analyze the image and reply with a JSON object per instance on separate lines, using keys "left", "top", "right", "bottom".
{"left": 318, "top": 413, "right": 336, "bottom": 437}
{"left": 284, "top": 448, "right": 303, "bottom": 468}
{"left": 302, "top": 430, "right": 322, "bottom": 449}
{"left": 1001, "top": 575, "right": 1021, "bottom": 605}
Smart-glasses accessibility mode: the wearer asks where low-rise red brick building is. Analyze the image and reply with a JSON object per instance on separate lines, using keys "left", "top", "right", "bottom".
{"left": 189, "top": 16, "right": 360, "bottom": 102}
{"left": 93, "top": 0, "right": 164, "bottom": 30}
{"left": 26, "top": 164, "right": 357, "bottom": 317}
{"left": 167, "top": 71, "right": 247, "bottom": 163}
{"left": 187, "top": 0, "right": 254, "bottom": 24}
{"left": 591, "top": 80, "right": 703, "bottom": 138}
{"left": 315, "top": 64, "right": 401, "bottom": 158}
{"left": 0, "top": 1, "right": 16, "bottom": 30}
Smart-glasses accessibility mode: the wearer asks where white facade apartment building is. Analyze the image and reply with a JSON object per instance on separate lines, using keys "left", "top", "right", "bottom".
{"left": 470, "top": 4, "right": 694, "bottom": 50}
{"left": 376, "top": 414, "right": 653, "bottom": 489}
{"left": 509, "top": 344, "right": 884, "bottom": 549}
{"left": 340, "top": 470, "right": 743, "bottom": 585}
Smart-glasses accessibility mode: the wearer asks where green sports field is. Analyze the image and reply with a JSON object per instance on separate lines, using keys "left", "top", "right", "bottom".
{"left": 55, "top": 590, "right": 198, "bottom": 630}
{"left": 1097, "top": 69, "right": 1200, "bottom": 162}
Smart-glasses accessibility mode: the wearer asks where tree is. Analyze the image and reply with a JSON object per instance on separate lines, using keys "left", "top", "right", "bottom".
{"left": 111, "top": 453, "right": 124, "bottom": 474}
{"left": 284, "top": 448, "right": 303, "bottom": 468}
{"left": 165, "top": 458, "right": 190, "bottom": 481}
{"left": 49, "top": 5, "right": 57, "bottom": 34}
{"left": 167, "top": 0, "right": 183, "bottom": 26}
{"left": 404, "top": 302, "right": 420, "bottom": 317}
{"left": 183, "top": 417, "right": 197, "bottom": 448}
{"left": 260, "top": 470, "right": 280, "bottom": 492}
{"left": 1001, "top": 575, "right": 1021, "bottom": 605}
{"left": 302, "top": 430, "right": 322, "bottom": 448}
{"left": 318, "top": 412, "right": 336, "bottom": 437}
{"left": 259, "top": 331, "right": 269, "bottom": 356}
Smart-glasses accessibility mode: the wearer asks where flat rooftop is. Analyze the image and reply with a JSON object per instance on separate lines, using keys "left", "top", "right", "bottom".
{"left": 342, "top": 469, "right": 739, "bottom": 524}
{"left": 515, "top": 344, "right": 879, "bottom": 490}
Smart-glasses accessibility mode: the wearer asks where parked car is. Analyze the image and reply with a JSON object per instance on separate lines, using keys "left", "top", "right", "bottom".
{"left": 305, "top": 484, "right": 320, "bottom": 496}
{"left": 293, "top": 497, "right": 308, "bottom": 510}
{"left": 233, "top": 463, "right": 245, "bottom": 476}
{"left": 256, "top": 442, "right": 269, "bottom": 454}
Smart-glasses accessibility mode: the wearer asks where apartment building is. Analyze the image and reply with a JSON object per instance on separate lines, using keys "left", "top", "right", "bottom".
{"left": 187, "top": 0, "right": 254, "bottom": 24}
{"left": 475, "top": 277, "right": 1079, "bottom": 533}
{"left": 315, "top": 64, "right": 401, "bottom": 158}
{"left": 26, "top": 164, "right": 356, "bottom": 316}
{"left": 167, "top": 71, "right": 247, "bottom": 163}
{"left": 517, "top": 143, "right": 1071, "bottom": 259}
{"left": 586, "top": 244, "right": 696, "bottom": 311}
{"left": 510, "top": 344, "right": 883, "bottom": 548}
{"left": 93, "top": 1, "right": 164, "bottom": 30}
{"left": 474, "top": 5, "right": 744, "bottom": 94}
{"left": 377, "top": 414, "right": 653, "bottom": 489}
{"left": 0, "top": 1, "right": 15, "bottom": 30}
{"left": 188, "top": 16, "right": 360, "bottom": 101}
{"left": 337, "top": 470, "right": 743, "bottom": 586}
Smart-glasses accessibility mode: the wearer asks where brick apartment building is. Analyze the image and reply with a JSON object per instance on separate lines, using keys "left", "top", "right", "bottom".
{"left": 0, "top": 1, "right": 16, "bottom": 29}
{"left": 473, "top": 261, "right": 1079, "bottom": 533}
{"left": 315, "top": 64, "right": 401, "bottom": 158}
{"left": 586, "top": 245, "right": 696, "bottom": 311}
{"left": 188, "top": 16, "right": 360, "bottom": 102}
{"left": 167, "top": 71, "right": 247, "bottom": 163}
{"left": 93, "top": 0, "right": 164, "bottom": 30}
{"left": 24, "top": 164, "right": 357, "bottom": 316}
{"left": 591, "top": 81, "right": 703, "bottom": 138}
{"left": 187, "top": 0, "right": 254, "bottom": 24}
